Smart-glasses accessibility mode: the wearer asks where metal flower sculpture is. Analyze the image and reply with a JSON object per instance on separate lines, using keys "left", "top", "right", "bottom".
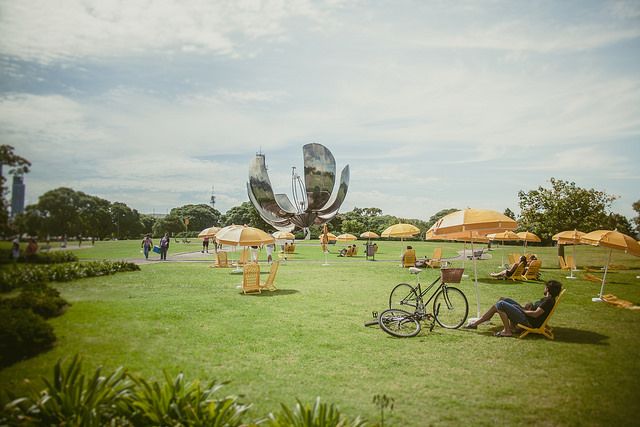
{"left": 247, "top": 143, "right": 350, "bottom": 235}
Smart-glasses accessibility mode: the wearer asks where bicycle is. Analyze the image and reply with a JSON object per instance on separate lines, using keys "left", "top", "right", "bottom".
{"left": 378, "top": 267, "right": 469, "bottom": 338}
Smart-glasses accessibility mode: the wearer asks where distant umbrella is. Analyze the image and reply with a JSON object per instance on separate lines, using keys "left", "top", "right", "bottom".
{"left": 336, "top": 233, "right": 357, "bottom": 242}
{"left": 198, "top": 226, "right": 220, "bottom": 238}
{"left": 552, "top": 229, "right": 586, "bottom": 279}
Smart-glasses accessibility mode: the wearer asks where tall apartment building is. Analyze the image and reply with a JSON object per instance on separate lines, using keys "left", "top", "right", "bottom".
{"left": 11, "top": 174, "right": 25, "bottom": 218}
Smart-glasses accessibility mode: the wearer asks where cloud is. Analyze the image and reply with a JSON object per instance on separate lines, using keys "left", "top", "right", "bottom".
{"left": 0, "top": 0, "right": 329, "bottom": 63}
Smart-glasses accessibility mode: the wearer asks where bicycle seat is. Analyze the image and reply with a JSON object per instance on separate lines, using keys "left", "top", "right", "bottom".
{"left": 409, "top": 267, "right": 422, "bottom": 275}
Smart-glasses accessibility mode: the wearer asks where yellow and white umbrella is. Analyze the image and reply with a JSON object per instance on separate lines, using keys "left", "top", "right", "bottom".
{"left": 336, "top": 233, "right": 358, "bottom": 242}
{"left": 215, "top": 225, "right": 275, "bottom": 247}
{"left": 272, "top": 231, "right": 295, "bottom": 240}
{"left": 487, "top": 230, "right": 521, "bottom": 267}
{"left": 360, "top": 231, "right": 380, "bottom": 239}
{"left": 198, "top": 226, "right": 220, "bottom": 238}
{"left": 581, "top": 229, "right": 640, "bottom": 301}
{"left": 429, "top": 209, "right": 517, "bottom": 319}
{"left": 381, "top": 223, "right": 420, "bottom": 238}
{"left": 516, "top": 231, "right": 541, "bottom": 254}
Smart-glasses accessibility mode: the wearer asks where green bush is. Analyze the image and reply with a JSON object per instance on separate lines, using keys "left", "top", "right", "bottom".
{"left": 0, "top": 261, "right": 140, "bottom": 292}
{"left": 267, "top": 398, "right": 367, "bottom": 427}
{"left": 0, "top": 283, "right": 69, "bottom": 318}
{"left": 0, "top": 307, "right": 56, "bottom": 367}
{"left": 0, "top": 249, "right": 78, "bottom": 265}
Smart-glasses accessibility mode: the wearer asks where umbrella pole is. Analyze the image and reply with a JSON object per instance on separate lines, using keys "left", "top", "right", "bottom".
{"left": 461, "top": 242, "right": 469, "bottom": 277}
{"left": 566, "top": 243, "right": 576, "bottom": 279}
{"left": 464, "top": 240, "right": 481, "bottom": 320}
{"left": 593, "top": 248, "right": 612, "bottom": 302}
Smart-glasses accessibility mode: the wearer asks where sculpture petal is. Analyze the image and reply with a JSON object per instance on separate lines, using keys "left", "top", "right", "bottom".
{"left": 317, "top": 164, "right": 350, "bottom": 218}
{"left": 248, "top": 156, "right": 296, "bottom": 219}
{"left": 303, "top": 143, "right": 336, "bottom": 210}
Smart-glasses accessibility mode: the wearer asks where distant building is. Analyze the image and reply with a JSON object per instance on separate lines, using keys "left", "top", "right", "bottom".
{"left": 11, "top": 174, "right": 25, "bottom": 218}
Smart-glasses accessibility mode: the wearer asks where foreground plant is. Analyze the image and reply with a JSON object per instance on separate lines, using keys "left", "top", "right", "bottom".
{"left": 267, "top": 397, "right": 367, "bottom": 427}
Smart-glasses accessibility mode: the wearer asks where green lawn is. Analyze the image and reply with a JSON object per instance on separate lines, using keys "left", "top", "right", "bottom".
{"left": 2, "top": 240, "right": 640, "bottom": 425}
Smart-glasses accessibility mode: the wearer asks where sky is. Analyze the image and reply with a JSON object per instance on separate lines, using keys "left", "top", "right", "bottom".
{"left": 1, "top": 0, "right": 639, "bottom": 222}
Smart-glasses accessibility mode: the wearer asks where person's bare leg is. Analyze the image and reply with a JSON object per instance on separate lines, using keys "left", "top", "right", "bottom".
{"left": 468, "top": 305, "right": 498, "bottom": 327}
{"left": 496, "top": 311, "right": 513, "bottom": 336}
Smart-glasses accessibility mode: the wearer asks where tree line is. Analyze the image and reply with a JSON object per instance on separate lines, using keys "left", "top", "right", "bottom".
{"left": 2, "top": 145, "right": 639, "bottom": 242}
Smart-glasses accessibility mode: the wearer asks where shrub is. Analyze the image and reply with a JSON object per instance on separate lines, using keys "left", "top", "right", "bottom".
{"left": 0, "top": 261, "right": 140, "bottom": 292}
{"left": 0, "top": 307, "right": 56, "bottom": 367}
{"left": 1, "top": 355, "right": 132, "bottom": 426}
{"left": 0, "top": 249, "right": 78, "bottom": 265}
{"left": 266, "top": 397, "right": 367, "bottom": 427}
{"left": 0, "top": 283, "right": 69, "bottom": 318}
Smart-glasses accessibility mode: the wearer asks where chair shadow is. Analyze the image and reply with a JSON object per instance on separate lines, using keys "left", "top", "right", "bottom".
{"left": 243, "top": 289, "right": 299, "bottom": 297}
{"left": 526, "top": 327, "right": 609, "bottom": 345}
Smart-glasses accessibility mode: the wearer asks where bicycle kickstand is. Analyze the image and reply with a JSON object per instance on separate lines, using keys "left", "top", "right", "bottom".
{"left": 429, "top": 303, "right": 441, "bottom": 332}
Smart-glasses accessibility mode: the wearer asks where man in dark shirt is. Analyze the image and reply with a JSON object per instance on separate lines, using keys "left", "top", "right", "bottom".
{"left": 465, "top": 280, "right": 562, "bottom": 337}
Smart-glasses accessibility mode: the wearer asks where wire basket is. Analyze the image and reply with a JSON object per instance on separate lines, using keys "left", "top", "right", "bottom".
{"left": 441, "top": 268, "right": 465, "bottom": 283}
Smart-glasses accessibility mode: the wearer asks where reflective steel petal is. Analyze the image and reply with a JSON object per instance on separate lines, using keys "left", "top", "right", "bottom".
{"left": 303, "top": 143, "right": 336, "bottom": 210}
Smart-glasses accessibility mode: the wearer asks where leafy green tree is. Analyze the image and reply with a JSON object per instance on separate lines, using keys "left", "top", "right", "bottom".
{"left": 605, "top": 213, "right": 635, "bottom": 237}
{"left": 140, "top": 214, "right": 157, "bottom": 236}
{"left": 111, "top": 202, "right": 143, "bottom": 239}
{"left": 152, "top": 215, "right": 185, "bottom": 237}
{"left": 170, "top": 204, "right": 222, "bottom": 233}
{"left": 35, "top": 187, "right": 84, "bottom": 238}
{"left": 518, "top": 178, "right": 618, "bottom": 242}
{"left": 503, "top": 208, "right": 516, "bottom": 220}
{"left": 0, "top": 145, "right": 31, "bottom": 235}
{"left": 633, "top": 200, "right": 640, "bottom": 236}
{"left": 222, "top": 202, "right": 272, "bottom": 231}
{"left": 78, "top": 193, "right": 112, "bottom": 239}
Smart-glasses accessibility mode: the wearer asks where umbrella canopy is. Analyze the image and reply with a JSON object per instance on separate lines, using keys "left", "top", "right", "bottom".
{"left": 215, "top": 225, "right": 275, "bottom": 246}
{"left": 381, "top": 223, "right": 420, "bottom": 238}
{"left": 429, "top": 208, "right": 518, "bottom": 320}
{"left": 580, "top": 230, "right": 640, "bottom": 301}
{"left": 198, "top": 226, "right": 220, "bottom": 238}
{"left": 487, "top": 231, "right": 521, "bottom": 241}
{"left": 516, "top": 231, "right": 541, "bottom": 243}
{"left": 360, "top": 231, "right": 380, "bottom": 239}
{"left": 552, "top": 229, "right": 586, "bottom": 245}
{"left": 272, "top": 231, "right": 295, "bottom": 240}
{"left": 336, "top": 233, "right": 358, "bottom": 242}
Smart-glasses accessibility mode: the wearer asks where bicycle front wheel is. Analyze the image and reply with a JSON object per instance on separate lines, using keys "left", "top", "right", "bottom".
{"left": 433, "top": 287, "right": 468, "bottom": 329}
{"left": 389, "top": 283, "right": 419, "bottom": 311}
{"left": 378, "top": 309, "right": 421, "bottom": 338}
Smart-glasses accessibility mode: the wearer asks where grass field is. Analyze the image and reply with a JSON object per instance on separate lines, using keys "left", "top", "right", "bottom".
{"left": 2, "top": 239, "right": 640, "bottom": 425}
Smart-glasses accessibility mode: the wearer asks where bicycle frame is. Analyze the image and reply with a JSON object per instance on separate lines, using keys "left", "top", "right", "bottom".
{"left": 401, "top": 276, "right": 456, "bottom": 317}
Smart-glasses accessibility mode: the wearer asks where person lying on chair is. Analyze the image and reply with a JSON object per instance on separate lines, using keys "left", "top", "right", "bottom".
{"left": 465, "top": 280, "right": 562, "bottom": 337}
{"left": 490, "top": 256, "right": 527, "bottom": 279}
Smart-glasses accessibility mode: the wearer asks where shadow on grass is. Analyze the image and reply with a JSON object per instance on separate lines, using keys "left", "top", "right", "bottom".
{"left": 242, "top": 289, "right": 300, "bottom": 297}
{"left": 550, "top": 327, "right": 609, "bottom": 345}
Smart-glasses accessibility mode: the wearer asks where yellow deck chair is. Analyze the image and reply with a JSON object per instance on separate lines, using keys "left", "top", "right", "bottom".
{"left": 521, "top": 260, "right": 542, "bottom": 281}
{"left": 402, "top": 249, "right": 416, "bottom": 268}
{"left": 352, "top": 245, "right": 358, "bottom": 256}
{"left": 260, "top": 261, "right": 279, "bottom": 291}
{"left": 518, "top": 289, "right": 566, "bottom": 340}
{"left": 565, "top": 255, "right": 576, "bottom": 270}
{"left": 558, "top": 256, "right": 569, "bottom": 270}
{"left": 213, "top": 251, "right": 228, "bottom": 268}
{"left": 507, "top": 262, "right": 526, "bottom": 281}
{"left": 236, "top": 248, "right": 249, "bottom": 267}
{"left": 427, "top": 247, "right": 442, "bottom": 268}
{"left": 242, "top": 263, "right": 261, "bottom": 294}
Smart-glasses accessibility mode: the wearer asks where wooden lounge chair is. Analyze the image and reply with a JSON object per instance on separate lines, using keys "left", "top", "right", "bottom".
{"left": 521, "top": 260, "right": 542, "bottom": 281}
{"left": 507, "top": 262, "right": 526, "bottom": 281}
{"left": 402, "top": 248, "right": 416, "bottom": 268}
{"left": 558, "top": 256, "right": 569, "bottom": 270}
{"left": 352, "top": 245, "right": 358, "bottom": 256}
{"left": 427, "top": 247, "right": 442, "bottom": 268}
{"left": 285, "top": 243, "right": 296, "bottom": 254}
{"left": 242, "top": 263, "right": 261, "bottom": 294}
{"left": 518, "top": 289, "right": 566, "bottom": 340}
{"left": 260, "top": 261, "right": 279, "bottom": 291}
{"left": 213, "top": 251, "right": 228, "bottom": 268}
{"left": 346, "top": 246, "right": 354, "bottom": 257}
{"left": 565, "top": 255, "right": 576, "bottom": 270}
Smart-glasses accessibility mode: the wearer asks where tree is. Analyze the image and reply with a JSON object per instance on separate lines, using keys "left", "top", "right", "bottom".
{"left": 78, "top": 193, "right": 112, "bottom": 239}
{"left": 35, "top": 187, "right": 84, "bottom": 238}
{"left": 0, "top": 145, "right": 31, "bottom": 235}
{"left": 222, "top": 202, "right": 272, "bottom": 231}
{"left": 518, "top": 178, "right": 618, "bottom": 243}
{"left": 170, "top": 204, "right": 222, "bottom": 233}
{"left": 633, "top": 200, "right": 640, "bottom": 236}
{"left": 139, "top": 214, "right": 157, "bottom": 236}
{"left": 111, "top": 202, "right": 143, "bottom": 239}
{"left": 605, "top": 213, "right": 635, "bottom": 237}
{"left": 152, "top": 215, "right": 185, "bottom": 237}
{"left": 503, "top": 208, "right": 516, "bottom": 220}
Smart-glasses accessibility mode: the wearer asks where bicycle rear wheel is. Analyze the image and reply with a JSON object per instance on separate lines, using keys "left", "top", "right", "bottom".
{"left": 378, "top": 308, "right": 421, "bottom": 338}
{"left": 389, "top": 283, "right": 419, "bottom": 311}
{"left": 433, "top": 286, "right": 468, "bottom": 329}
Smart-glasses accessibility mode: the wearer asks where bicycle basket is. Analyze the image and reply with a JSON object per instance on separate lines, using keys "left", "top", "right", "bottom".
{"left": 441, "top": 268, "right": 464, "bottom": 283}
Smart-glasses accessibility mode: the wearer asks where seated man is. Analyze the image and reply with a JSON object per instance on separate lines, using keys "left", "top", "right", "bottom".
{"left": 338, "top": 247, "right": 348, "bottom": 257}
{"left": 401, "top": 245, "right": 416, "bottom": 267}
{"left": 466, "top": 280, "right": 562, "bottom": 336}
{"left": 490, "top": 256, "right": 527, "bottom": 279}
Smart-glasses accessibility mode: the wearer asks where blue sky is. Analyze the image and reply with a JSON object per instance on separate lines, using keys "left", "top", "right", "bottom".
{"left": 1, "top": 0, "right": 639, "bottom": 221}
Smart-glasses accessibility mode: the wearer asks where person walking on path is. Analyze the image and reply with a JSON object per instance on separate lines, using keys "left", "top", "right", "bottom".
{"left": 202, "top": 237, "right": 210, "bottom": 253}
{"left": 141, "top": 235, "right": 153, "bottom": 260}
{"left": 11, "top": 237, "right": 20, "bottom": 261}
{"left": 159, "top": 233, "right": 170, "bottom": 260}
